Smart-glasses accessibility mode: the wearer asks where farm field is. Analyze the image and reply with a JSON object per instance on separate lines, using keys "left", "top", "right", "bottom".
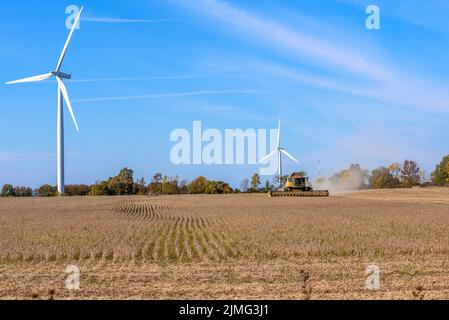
{"left": 1, "top": 188, "right": 449, "bottom": 300}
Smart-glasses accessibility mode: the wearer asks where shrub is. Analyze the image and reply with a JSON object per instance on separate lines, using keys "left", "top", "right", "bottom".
{"left": 13, "top": 186, "right": 33, "bottom": 197}
{"left": 36, "top": 184, "right": 58, "bottom": 197}
{"left": 64, "top": 185, "right": 91, "bottom": 196}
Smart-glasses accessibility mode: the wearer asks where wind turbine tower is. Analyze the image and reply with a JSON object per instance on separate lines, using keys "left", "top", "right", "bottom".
{"left": 6, "top": 7, "right": 84, "bottom": 195}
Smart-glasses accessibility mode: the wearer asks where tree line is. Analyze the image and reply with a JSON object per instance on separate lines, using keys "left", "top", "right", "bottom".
{"left": 315, "top": 156, "right": 449, "bottom": 190}
{"left": 1, "top": 155, "right": 448, "bottom": 197}
{"left": 1, "top": 168, "right": 235, "bottom": 197}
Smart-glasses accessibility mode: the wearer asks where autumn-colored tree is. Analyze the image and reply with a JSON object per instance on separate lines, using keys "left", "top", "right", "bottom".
{"left": 108, "top": 167, "right": 134, "bottom": 195}
{"left": 188, "top": 176, "right": 208, "bottom": 194}
{"left": 388, "top": 163, "right": 401, "bottom": 178}
{"left": 13, "top": 186, "right": 33, "bottom": 197}
{"left": 133, "top": 177, "right": 147, "bottom": 195}
{"left": 64, "top": 185, "right": 91, "bottom": 196}
{"left": 400, "top": 160, "right": 421, "bottom": 187}
{"left": 369, "top": 167, "right": 400, "bottom": 189}
{"left": 250, "top": 173, "right": 261, "bottom": 192}
{"left": 148, "top": 173, "right": 163, "bottom": 194}
{"left": 162, "top": 176, "right": 181, "bottom": 194}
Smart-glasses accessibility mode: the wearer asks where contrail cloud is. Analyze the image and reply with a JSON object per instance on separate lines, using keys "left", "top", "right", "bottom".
{"left": 70, "top": 75, "right": 214, "bottom": 83}
{"left": 82, "top": 17, "right": 181, "bottom": 23}
{"left": 33, "top": 75, "right": 245, "bottom": 84}
{"left": 74, "top": 90, "right": 271, "bottom": 103}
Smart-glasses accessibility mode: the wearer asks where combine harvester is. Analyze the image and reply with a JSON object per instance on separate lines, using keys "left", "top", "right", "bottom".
{"left": 268, "top": 172, "right": 329, "bottom": 197}
{"left": 258, "top": 119, "right": 329, "bottom": 198}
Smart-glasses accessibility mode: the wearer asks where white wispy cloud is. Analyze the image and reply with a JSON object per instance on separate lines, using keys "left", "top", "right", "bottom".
{"left": 27, "top": 74, "right": 244, "bottom": 85}
{"left": 174, "top": 0, "right": 449, "bottom": 112}
{"left": 247, "top": 59, "right": 379, "bottom": 99}
{"left": 69, "top": 74, "right": 243, "bottom": 83}
{"left": 173, "top": 0, "right": 393, "bottom": 82}
{"left": 74, "top": 89, "right": 271, "bottom": 103}
{"left": 82, "top": 17, "right": 181, "bottom": 23}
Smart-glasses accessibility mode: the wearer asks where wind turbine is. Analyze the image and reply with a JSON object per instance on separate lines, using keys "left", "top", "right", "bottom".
{"left": 6, "top": 7, "right": 84, "bottom": 196}
{"left": 258, "top": 119, "right": 299, "bottom": 188}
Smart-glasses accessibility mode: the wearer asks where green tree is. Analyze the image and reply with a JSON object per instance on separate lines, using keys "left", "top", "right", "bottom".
{"left": 205, "top": 181, "right": 232, "bottom": 194}
{"left": 108, "top": 167, "right": 134, "bottom": 195}
{"left": 369, "top": 167, "right": 400, "bottom": 189}
{"left": 90, "top": 181, "right": 111, "bottom": 196}
{"left": 188, "top": 176, "right": 208, "bottom": 194}
{"left": 250, "top": 173, "right": 261, "bottom": 192}
{"left": 36, "top": 184, "right": 58, "bottom": 197}
{"left": 431, "top": 155, "right": 449, "bottom": 186}
{"left": 400, "top": 160, "right": 421, "bottom": 187}
{"left": 1, "top": 184, "right": 15, "bottom": 197}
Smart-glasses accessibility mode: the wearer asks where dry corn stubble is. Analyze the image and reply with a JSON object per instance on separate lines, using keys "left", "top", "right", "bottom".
{"left": 1, "top": 188, "right": 449, "bottom": 299}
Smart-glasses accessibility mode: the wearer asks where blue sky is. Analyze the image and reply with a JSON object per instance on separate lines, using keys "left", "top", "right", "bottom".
{"left": 1, "top": 0, "right": 449, "bottom": 187}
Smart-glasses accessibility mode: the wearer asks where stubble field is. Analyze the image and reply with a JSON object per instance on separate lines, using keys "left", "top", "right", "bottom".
{"left": 1, "top": 188, "right": 449, "bottom": 300}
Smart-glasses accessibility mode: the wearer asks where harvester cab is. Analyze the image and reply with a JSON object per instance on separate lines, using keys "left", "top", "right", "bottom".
{"left": 284, "top": 172, "right": 313, "bottom": 192}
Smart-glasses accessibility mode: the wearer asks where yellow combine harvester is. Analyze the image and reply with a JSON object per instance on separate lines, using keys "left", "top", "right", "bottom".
{"left": 269, "top": 172, "right": 329, "bottom": 197}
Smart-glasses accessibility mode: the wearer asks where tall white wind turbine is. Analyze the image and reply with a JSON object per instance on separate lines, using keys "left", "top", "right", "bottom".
{"left": 258, "top": 119, "right": 299, "bottom": 188}
{"left": 6, "top": 7, "right": 84, "bottom": 195}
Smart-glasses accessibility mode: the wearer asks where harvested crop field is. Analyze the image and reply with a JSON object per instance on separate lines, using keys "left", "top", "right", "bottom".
{"left": 1, "top": 188, "right": 449, "bottom": 300}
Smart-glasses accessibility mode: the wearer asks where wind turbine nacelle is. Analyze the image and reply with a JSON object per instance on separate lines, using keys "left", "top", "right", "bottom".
{"left": 51, "top": 71, "right": 71, "bottom": 80}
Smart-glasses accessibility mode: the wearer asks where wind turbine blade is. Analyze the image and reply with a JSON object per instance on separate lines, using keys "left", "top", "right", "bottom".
{"left": 55, "top": 6, "right": 83, "bottom": 71}
{"left": 280, "top": 149, "right": 299, "bottom": 164}
{"left": 277, "top": 119, "right": 281, "bottom": 148}
{"left": 6, "top": 73, "right": 52, "bottom": 84}
{"left": 257, "top": 149, "right": 277, "bottom": 164}
{"left": 56, "top": 77, "right": 79, "bottom": 132}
